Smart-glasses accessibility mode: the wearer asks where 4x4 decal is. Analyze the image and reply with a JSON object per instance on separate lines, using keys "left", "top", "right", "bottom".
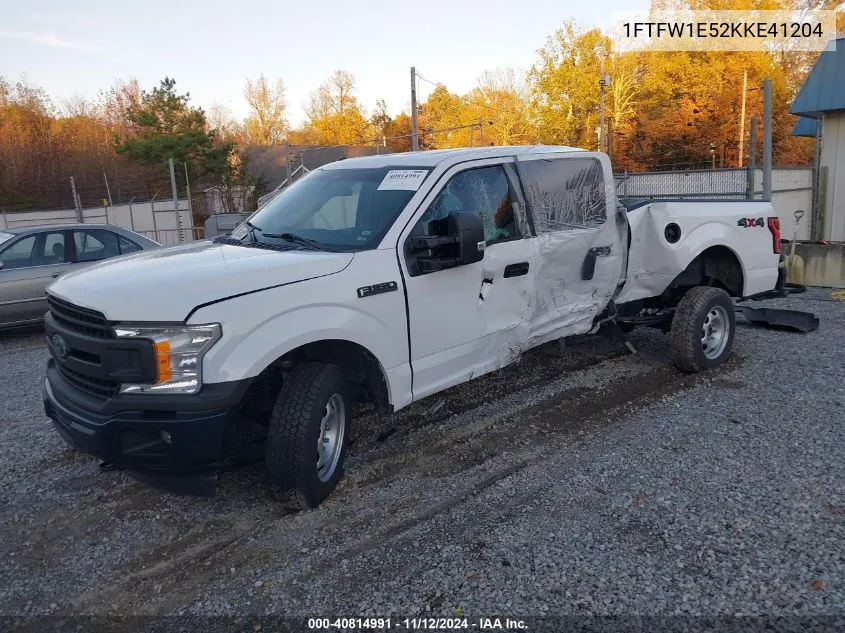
{"left": 737, "top": 217, "right": 764, "bottom": 228}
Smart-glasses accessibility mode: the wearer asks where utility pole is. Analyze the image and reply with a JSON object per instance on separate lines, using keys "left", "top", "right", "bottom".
{"left": 762, "top": 78, "right": 772, "bottom": 201}
{"left": 183, "top": 162, "right": 192, "bottom": 218}
{"left": 410, "top": 67, "right": 419, "bottom": 151}
{"left": 738, "top": 70, "right": 748, "bottom": 168}
{"left": 69, "top": 176, "right": 82, "bottom": 222}
{"left": 103, "top": 171, "right": 113, "bottom": 206}
{"left": 283, "top": 141, "right": 293, "bottom": 185}
{"left": 598, "top": 73, "right": 611, "bottom": 153}
{"left": 747, "top": 116, "right": 758, "bottom": 199}
{"left": 169, "top": 157, "right": 185, "bottom": 242}
{"left": 479, "top": 117, "right": 484, "bottom": 145}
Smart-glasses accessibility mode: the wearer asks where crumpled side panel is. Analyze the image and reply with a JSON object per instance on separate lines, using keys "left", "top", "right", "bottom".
{"left": 514, "top": 154, "right": 627, "bottom": 349}
{"left": 475, "top": 238, "right": 537, "bottom": 375}
{"left": 525, "top": 228, "right": 624, "bottom": 349}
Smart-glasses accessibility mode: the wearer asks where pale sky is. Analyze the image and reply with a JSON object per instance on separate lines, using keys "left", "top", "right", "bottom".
{"left": 0, "top": 0, "right": 647, "bottom": 126}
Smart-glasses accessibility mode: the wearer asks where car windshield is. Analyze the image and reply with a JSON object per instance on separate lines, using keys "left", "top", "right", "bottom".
{"left": 231, "top": 166, "right": 430, "bottom": 252}
{"left": 0, "top": 232, "right": 13, "bottom": 247}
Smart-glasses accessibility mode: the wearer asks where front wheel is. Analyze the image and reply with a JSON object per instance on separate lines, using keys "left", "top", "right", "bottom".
{"left": 670, "top": 286, "right": 736, "bottom": 373}
{"left": 265, "top": 362, "right": 351, "bottom": 509}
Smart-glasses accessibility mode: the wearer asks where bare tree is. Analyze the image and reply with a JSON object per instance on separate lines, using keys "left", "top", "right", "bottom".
{"left": 62, "top": 94, "right": 95, "bottom": 117}
{"left": 469, "top": 67, "right": 535, "bottom": 145}
{"left": 208, "top": 102, "right": 244, "bottom": 144}
{"left": 243, "top": 74, "right": 288, "bottom": 145}
{"left": 305, "top": 70, "right": 357, "bottom": 120}
{"left": 610, "top": 53, "right": 641, "bottom": 130}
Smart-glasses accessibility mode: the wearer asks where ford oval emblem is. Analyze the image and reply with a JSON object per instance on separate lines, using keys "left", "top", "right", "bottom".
{"left": 51, "top": 333, "right": 69, "bottom": 359}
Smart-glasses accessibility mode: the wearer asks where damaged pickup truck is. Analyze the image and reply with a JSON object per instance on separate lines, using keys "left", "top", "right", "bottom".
{"left": 42, "top": 146, "right": 783, "bottom": 507}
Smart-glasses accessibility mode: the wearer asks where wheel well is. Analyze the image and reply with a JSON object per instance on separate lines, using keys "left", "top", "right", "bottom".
{"left": 666, "top": 246, "right": 744, "bottom": 302}
{"left": 239, "top": 340, "right": 391, "bottom": 425}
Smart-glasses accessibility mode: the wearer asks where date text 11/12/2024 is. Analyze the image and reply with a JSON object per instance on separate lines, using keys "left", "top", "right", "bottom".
{"left": 307, "top": 617, "right": 528, "bottom": 630}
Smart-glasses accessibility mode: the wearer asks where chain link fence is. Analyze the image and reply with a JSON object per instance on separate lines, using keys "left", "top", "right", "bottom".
{"left": 614, "top": 168, "right": 752, "bottom": 200}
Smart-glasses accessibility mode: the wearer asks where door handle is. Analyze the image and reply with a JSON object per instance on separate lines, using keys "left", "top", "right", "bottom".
{"left": 581, "top": 246, "right": 613, "bottom": 281}
{"left": 51, "top": 273, "right": 61, "bottom": 278}
{"left": 503, "top": 262, "right": 530, "bottom": 278}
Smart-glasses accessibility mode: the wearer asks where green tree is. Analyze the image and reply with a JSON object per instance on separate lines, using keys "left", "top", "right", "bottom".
{"left": 115, "top": 77, "right": 221, "bottom": 166}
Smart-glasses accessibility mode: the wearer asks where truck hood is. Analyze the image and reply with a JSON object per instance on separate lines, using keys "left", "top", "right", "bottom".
{"left": 48, "top": 240, "right": 354, "bottom": 322}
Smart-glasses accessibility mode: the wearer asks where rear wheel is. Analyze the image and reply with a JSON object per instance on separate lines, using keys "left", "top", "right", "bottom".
{"left": 265, "top": 362, "right": 351, "bottom": 509}
{"left": 670, "top": 286, "right": 735, "bottom": 373}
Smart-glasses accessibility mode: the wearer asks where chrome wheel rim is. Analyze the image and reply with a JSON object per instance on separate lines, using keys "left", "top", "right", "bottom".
{"left": 701, "top": 305, "right": 730, "bottom": 360}
{"left": 316, "top": 393, "right": 345, "bottom": 482}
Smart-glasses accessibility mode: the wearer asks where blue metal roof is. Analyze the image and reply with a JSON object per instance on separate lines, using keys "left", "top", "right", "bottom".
{"left": 790, "top": 36, "right": 845, "bottom": 118}
{"left": 792, "top": 116, "right": 819, "bottom": 137}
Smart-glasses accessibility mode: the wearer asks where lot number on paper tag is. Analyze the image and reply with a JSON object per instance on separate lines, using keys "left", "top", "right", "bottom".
{"left": 378, "top": 170, "right": 427, "bottom": 191}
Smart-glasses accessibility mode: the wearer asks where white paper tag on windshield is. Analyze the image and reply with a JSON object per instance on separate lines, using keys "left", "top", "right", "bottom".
{"left": 378, "top": 169, "right": 427, "bottom": 191}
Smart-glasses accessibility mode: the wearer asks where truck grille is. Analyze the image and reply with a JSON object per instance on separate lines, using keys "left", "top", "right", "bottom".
{"left": 57, "top": 364, "right": 119, "bottom": 399}
{"left": 47, "top": 296, "right": 114, "bottom": 339}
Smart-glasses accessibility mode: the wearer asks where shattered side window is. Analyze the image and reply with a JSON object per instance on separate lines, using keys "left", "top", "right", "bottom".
{"left": 518, "top": 157, "right": 607, "bottom": 233}
{"left": 419, "top": 165, "right": 521, "bottom": 244}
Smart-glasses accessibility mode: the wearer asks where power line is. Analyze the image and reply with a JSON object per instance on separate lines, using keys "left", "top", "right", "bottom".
{"left": 414, "top": 71, "right": 498, "bottom": 115}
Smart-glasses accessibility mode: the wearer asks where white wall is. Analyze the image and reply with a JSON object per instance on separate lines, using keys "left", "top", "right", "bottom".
{"left": 821, "top": 112, "right": 845, "bottom": 242}
{"left": 0, "top": 199, "right": 196, "bottom": 245}
{"left": 769, "top": 169, "right": 813, "bottom": 242}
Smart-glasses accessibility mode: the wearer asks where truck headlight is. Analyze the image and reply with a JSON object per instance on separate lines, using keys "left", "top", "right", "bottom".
{"left": 114, "top": 324, "right": 221, "bottom": 395}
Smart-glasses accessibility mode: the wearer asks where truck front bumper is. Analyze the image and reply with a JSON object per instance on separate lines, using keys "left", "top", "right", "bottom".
{"left": 43, "top": 359, "right": 251, "bottom": 496}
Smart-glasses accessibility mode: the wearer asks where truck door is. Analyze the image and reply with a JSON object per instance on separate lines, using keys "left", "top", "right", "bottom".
{"left": 399, "top": 158, "right": 537, "bottom": 401}
{"left": 514, "top": 152, "right": 627, "bottom": 346}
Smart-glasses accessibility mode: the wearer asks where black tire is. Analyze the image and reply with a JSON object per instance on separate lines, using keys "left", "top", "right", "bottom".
{"left": 670, "top": 286, "right": 735, "bottom": 373}
{"left": 265, "top": 362, "right": 351, "bottom": 510}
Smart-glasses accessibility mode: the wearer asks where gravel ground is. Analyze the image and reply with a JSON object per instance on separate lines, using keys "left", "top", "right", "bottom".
{"left": 0, "top": 289, "right": 843, "bottom": 632}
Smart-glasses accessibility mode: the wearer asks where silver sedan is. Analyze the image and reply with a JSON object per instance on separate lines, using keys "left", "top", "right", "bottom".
{"left": 0, "top": 223, "right": 161, "bottom": 329}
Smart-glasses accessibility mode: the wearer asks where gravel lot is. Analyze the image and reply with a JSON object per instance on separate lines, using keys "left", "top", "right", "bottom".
{"left": 0, "top": 289, "right": 843, "bottom": 631}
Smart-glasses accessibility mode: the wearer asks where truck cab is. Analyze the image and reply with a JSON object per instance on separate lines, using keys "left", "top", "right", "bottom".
{"left": 42, "top": 146, "right": 780, "bottom": 508}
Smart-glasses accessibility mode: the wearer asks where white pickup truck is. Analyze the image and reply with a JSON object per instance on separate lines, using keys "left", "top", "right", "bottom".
{"left": 42, "top": 146, "right": 783, "bottom": 507}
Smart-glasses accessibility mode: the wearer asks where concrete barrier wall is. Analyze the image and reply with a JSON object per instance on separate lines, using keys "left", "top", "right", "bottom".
{"left": 0, "top": 200, "right": 196, "bottom": 245}
{"left": 791, "top": 242, "right": 845, "bottom": 288}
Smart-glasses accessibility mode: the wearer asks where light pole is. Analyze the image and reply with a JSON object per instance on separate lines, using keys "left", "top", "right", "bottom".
{"left": 598, "top": 73, "right": 611, "bottom": 153}
{"left": 710, "top": 142, "right": 716, "bottom": 169}
{"left": 739, "top": 70, "right": 747, "bottom": 167}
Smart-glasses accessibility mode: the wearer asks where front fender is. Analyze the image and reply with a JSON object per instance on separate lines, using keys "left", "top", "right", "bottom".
{"left": 200, "top": 302, "right": 405, "bottom": 382}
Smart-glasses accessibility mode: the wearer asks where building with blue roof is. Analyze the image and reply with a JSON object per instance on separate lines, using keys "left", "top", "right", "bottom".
{"left": 790, "top": 35, "right": 845, "bottom": 241}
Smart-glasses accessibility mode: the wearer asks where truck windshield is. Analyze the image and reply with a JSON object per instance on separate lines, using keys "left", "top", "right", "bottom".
{"left": 236, "top": 166, "right": 430, "bottom": 252}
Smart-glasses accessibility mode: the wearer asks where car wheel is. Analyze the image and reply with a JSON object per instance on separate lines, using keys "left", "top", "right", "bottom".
{"left": 265, "top": 362, "right": 351, "bottom": 509}
{"left": 670, "top": 286, "right": 735, "bottom": 373}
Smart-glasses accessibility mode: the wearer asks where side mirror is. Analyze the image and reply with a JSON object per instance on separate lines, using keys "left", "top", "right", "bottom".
{"left": 411, "top": 212, "right": 485, "bottom": 273}
{"left": 0, "top": 260, "right": 4, "bottom": 271}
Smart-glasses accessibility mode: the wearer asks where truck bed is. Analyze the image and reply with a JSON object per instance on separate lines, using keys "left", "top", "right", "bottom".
{"left": 615, "top": 199, "right": 782, "bottom": 304}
